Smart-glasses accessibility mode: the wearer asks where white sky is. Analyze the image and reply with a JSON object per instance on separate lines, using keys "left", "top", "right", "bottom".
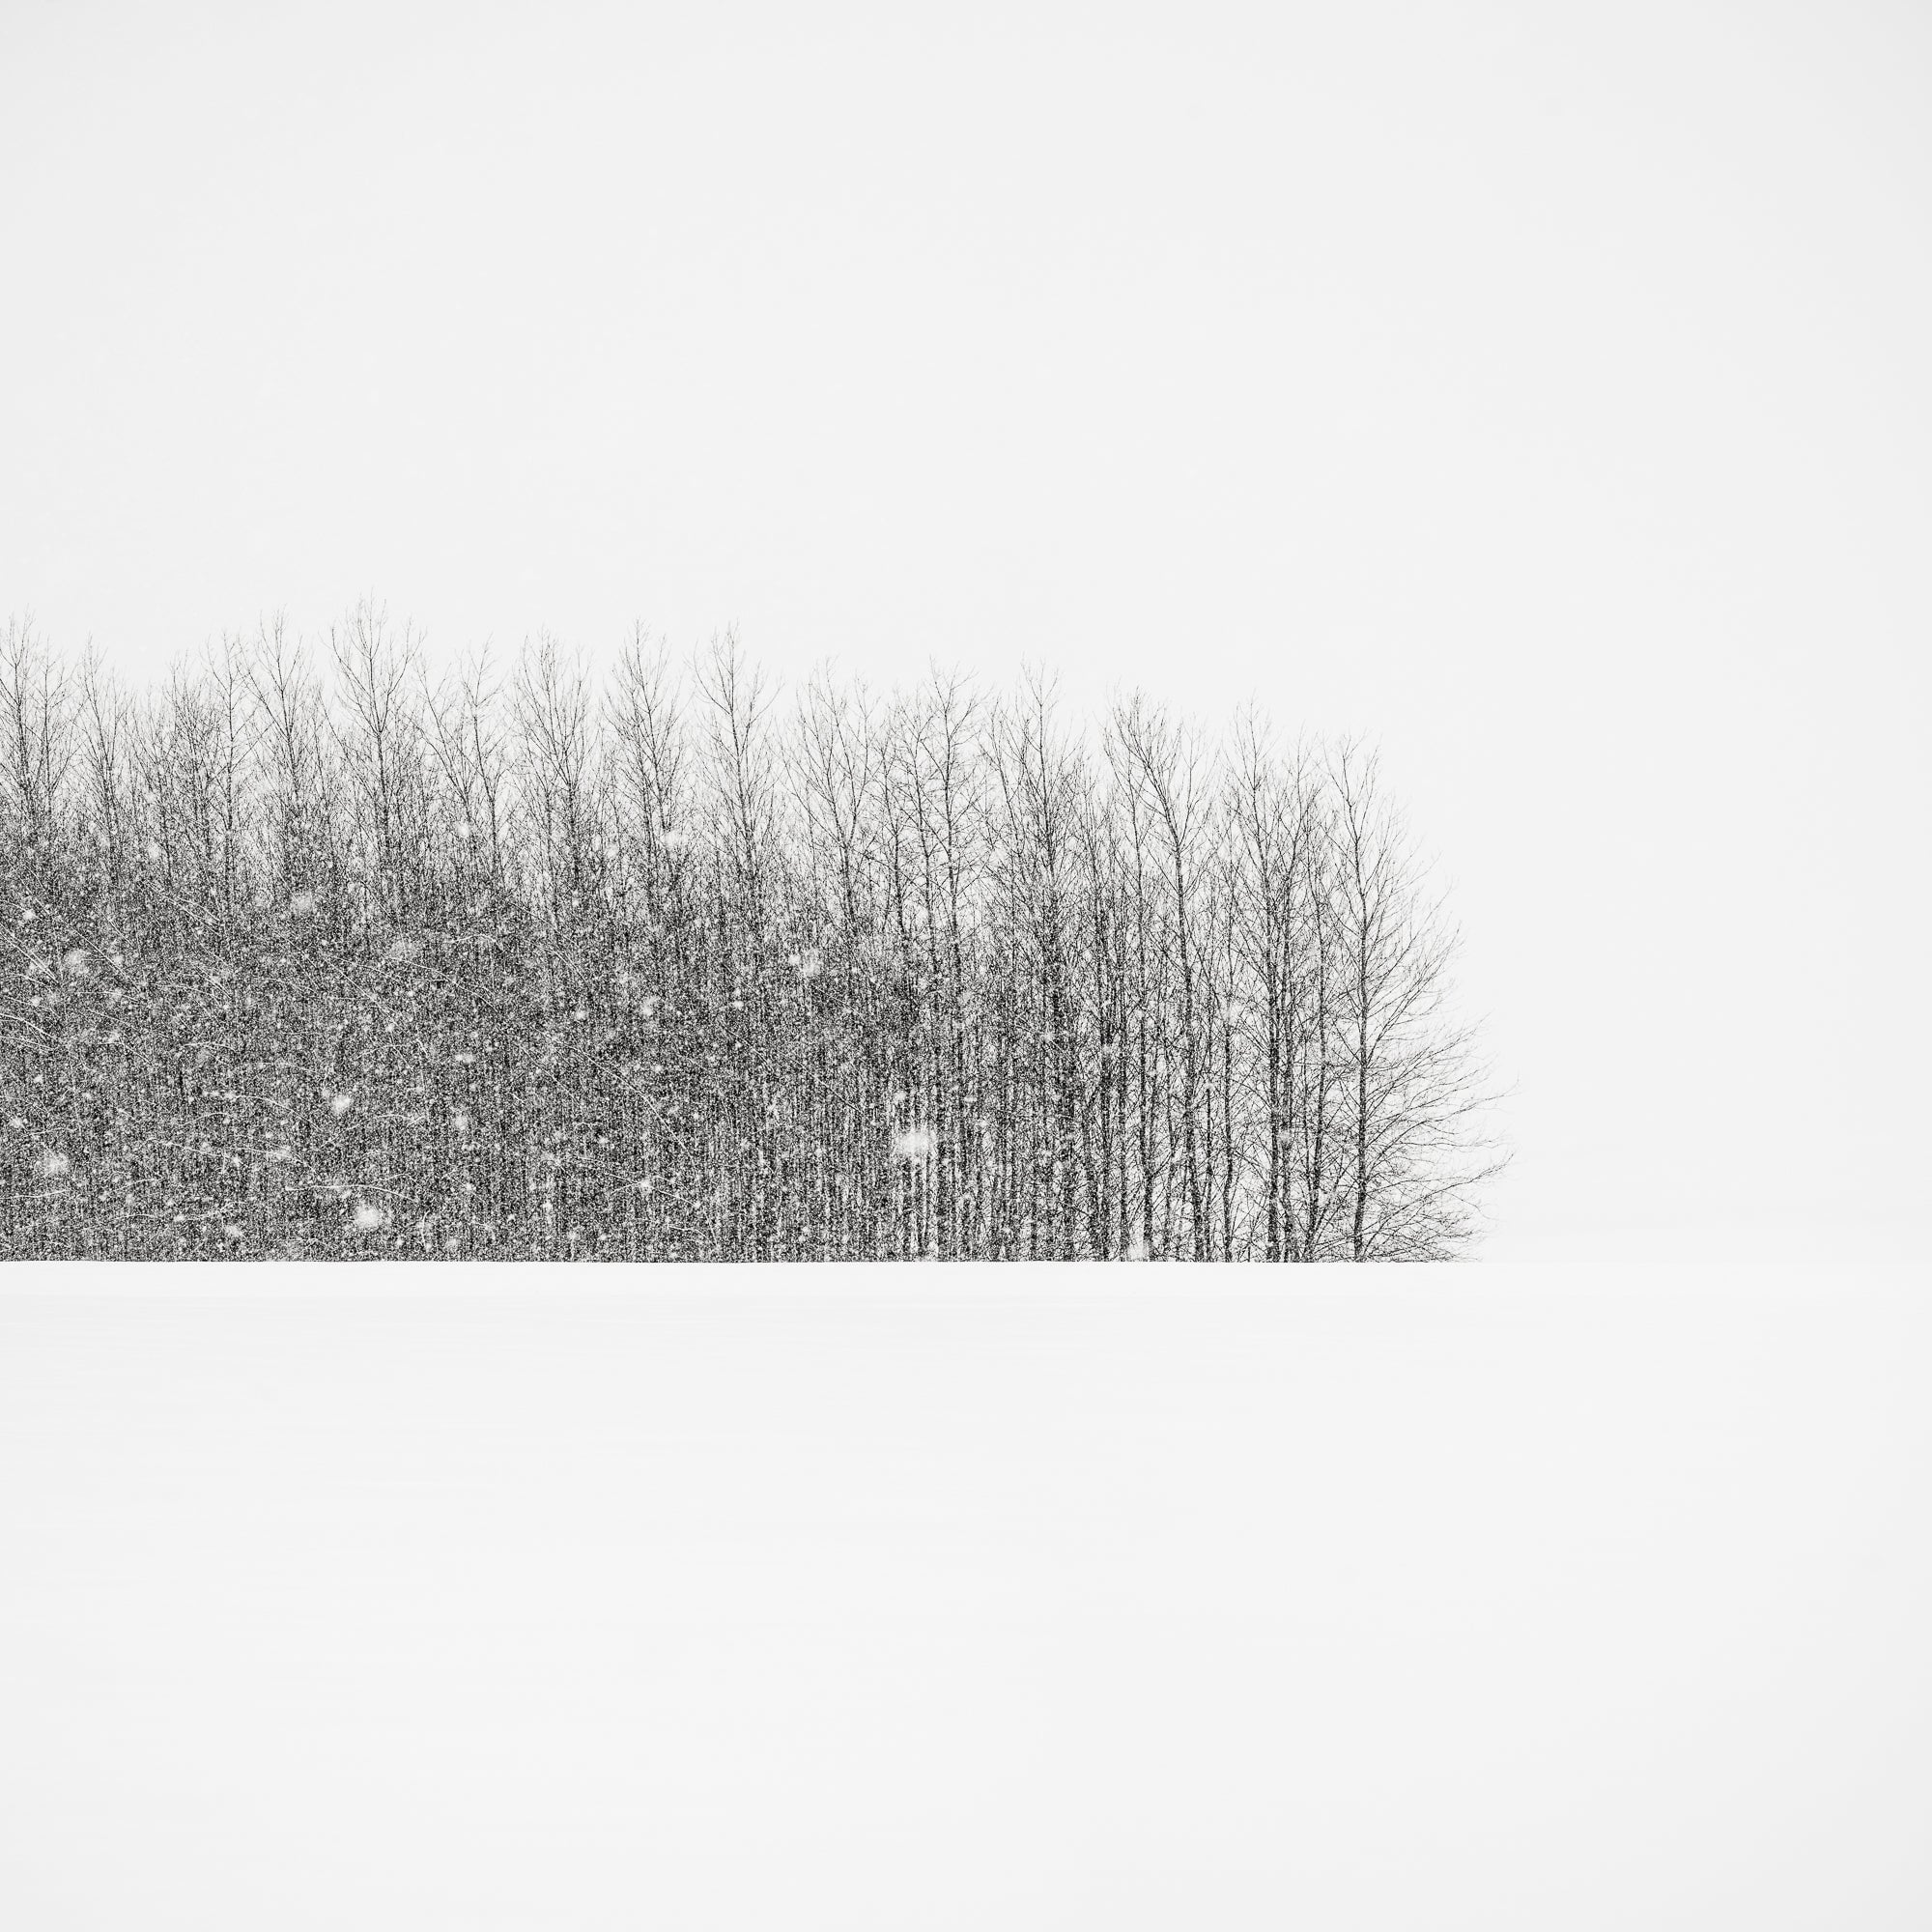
{"left": 4, "top": 0, "right": 1928, "bottom": 1260}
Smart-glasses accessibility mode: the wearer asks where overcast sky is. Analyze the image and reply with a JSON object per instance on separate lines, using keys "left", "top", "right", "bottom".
{"left": 4, "top": 0, "right": 1927, "bottom": 1261}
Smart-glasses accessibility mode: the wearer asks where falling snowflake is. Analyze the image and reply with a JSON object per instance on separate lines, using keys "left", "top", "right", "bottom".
{"left": 351, "top": 1201, "right": 385, "bottom": 1232}
{"left": 892, "top": 1125, "right": 936, "bottom": 1162}
{"left": 385, "top": 934, "right": 421, "bottom": 964}
{"left": 329, "top": 1092, "right": 354, "bottom": 1117}
{"left": 36, "top": 1149, "right": 71, "bottom": 1179}
{"left": 62, "top": 948, "right": 90, "bottom": 978}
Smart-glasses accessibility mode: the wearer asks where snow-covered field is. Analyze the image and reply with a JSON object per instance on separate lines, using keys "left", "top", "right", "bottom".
{"left": 3, "top": 1264, "right": 1928, "bottom": 1929}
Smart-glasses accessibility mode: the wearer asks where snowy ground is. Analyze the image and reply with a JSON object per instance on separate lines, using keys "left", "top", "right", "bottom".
{"left": 3, "top": 1264, "right": 1928, "bottom": 1930}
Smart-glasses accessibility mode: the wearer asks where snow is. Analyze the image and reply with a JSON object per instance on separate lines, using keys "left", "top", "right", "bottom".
{"left": 0, "top": 1264, "right": 1926, "bottom": 1930}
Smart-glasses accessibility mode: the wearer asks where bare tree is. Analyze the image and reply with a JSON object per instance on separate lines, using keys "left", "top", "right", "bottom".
{"left": 1, "top": 612, "right": 1502, "bottom": 1262}
{"left": 1328, "top": 745, "right": 1501, "bottom": 1260}
{"left": 0, "top": 618, "right": 74, "bottom": 907}
{"left": 1113, "top": 696, "right": 1213, "bottom": 1258}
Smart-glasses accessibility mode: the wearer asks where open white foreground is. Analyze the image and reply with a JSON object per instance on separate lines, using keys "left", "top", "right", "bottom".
{"left": 3, "top": 1264, "right": 1928, "bottom": 1929}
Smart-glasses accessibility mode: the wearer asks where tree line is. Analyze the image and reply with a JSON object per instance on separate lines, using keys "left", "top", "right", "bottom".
{"left": 1, "top": 608, "right": 1500, "bottom": 1261}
